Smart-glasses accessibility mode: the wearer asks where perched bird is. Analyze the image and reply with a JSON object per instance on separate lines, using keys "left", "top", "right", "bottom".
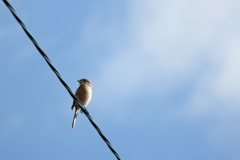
{"left": 71, "top": 78, "right": 92, "bottom": 129}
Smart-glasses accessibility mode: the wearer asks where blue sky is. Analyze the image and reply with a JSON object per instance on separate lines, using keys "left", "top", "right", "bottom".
{"left": 1, "top": 0, "right": 240, "bottom": 159}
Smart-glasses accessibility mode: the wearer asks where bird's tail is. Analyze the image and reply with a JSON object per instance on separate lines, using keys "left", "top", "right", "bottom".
{"left": 72, "top": 109, "right": 79, "bottom": 130}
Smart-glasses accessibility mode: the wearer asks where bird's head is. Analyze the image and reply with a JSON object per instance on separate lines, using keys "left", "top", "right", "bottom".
{"left": 78, "top": 78, "right": 93, "bottom": 88}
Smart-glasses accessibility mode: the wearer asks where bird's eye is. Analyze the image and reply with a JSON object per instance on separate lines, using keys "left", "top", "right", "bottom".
{"left": 84, "top": 79, "right": 87, "bottom": 82}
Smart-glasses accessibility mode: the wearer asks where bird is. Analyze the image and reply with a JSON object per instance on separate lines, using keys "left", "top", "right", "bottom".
{"left": 71, "top": 78, "right": 92, "bottom": 129}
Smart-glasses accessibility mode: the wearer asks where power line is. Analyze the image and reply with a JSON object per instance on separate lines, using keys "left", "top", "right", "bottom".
{"left": 2, "top": 1, "right": 121, "bottom": 160}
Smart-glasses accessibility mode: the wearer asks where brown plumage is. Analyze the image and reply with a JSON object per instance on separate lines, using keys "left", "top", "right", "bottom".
{"left": 71, "top": 78, "right": 92, "bottom": 129}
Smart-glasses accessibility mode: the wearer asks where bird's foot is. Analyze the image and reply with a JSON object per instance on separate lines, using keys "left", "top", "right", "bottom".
{"left": 80, "top": 108, "right": 89, "bottom": 114}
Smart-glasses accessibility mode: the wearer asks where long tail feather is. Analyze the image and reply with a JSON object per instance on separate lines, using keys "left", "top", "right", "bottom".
{"left": 72, "top": 109, "right": 79, "bottom": 130}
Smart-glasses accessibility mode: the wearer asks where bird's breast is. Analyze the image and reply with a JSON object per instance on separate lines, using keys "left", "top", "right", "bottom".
{"left": 75, "top": 85, "right": 92, "bottom": 107}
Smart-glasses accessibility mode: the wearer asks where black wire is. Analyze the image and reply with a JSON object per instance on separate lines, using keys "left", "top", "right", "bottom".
{"left": 2, "top": 0, "right": 121, "bottom": 159}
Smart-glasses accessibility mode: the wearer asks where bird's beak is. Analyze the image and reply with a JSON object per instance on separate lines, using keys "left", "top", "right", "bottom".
{"left": 77, "top": 80, "right": 80, "bottom": 82}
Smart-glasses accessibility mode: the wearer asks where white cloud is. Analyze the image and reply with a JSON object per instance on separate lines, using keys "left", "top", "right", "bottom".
{"left": 80, "top": 0, "right": 240, "bottom": 146}
{"left": 93, "top": 0, "right": 240, "bottom": 95}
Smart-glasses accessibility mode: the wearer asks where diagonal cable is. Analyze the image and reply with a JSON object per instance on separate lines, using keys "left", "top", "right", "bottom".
{"left": 2, "top": 0, "right": 121, "bottom": 160}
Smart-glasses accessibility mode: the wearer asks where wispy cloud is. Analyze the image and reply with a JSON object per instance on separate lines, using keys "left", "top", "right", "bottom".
{"left": 75, "top": 0, "right": 240, "bottom": 147}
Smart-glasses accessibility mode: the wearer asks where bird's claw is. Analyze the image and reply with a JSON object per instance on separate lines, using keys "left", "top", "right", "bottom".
{"left": 81, "top": 108, "right": 89, "bottom": 114}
